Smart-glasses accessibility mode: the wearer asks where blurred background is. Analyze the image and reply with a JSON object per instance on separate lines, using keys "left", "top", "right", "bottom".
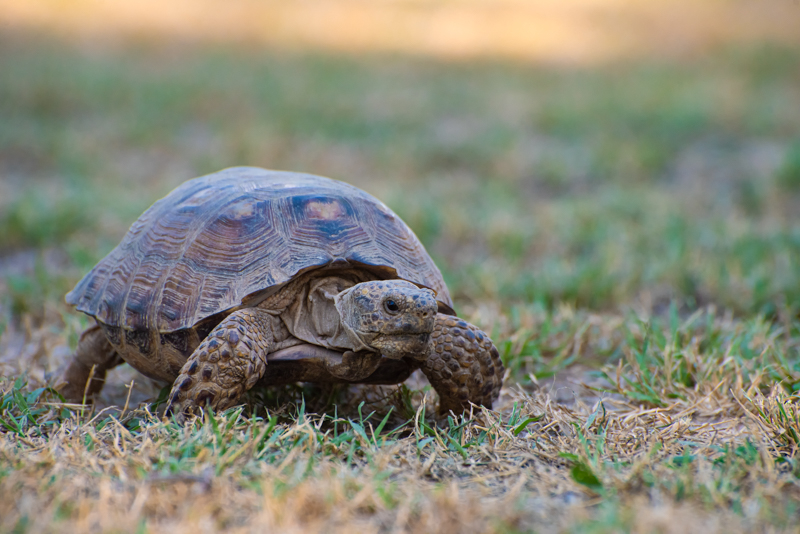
{"left": 1, "top": 0, "right": 799, "bottom": 383}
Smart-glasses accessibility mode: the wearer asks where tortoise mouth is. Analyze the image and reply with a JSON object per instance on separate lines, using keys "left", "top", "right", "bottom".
{"left": 371, "top": 333, "right": 431, "bottom": 359}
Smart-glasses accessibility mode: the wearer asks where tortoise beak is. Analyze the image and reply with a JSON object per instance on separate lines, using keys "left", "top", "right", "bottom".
{"left": 371, "top": 333, "right": 431, "bottom": 360}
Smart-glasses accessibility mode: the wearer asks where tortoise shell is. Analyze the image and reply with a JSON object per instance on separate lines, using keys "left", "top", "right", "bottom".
{"left": 66, "top": 167, "right": 454, "bottom": 338}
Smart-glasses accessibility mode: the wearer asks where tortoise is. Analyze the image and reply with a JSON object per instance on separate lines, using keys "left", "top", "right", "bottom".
{"left": 59, "top": 167, "right": 504, "bottom": 418}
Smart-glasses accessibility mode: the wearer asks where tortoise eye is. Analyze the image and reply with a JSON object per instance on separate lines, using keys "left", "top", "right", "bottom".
{"left": 384, "top": 299, "right": 400, "bottom": 314}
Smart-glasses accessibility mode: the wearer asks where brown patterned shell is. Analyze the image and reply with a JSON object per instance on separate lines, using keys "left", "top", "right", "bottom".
{"left": 66, "top": 167, "right": 454, "bottom": 334}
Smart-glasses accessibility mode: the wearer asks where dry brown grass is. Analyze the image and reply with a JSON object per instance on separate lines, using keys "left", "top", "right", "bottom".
{"left": 2, "top": 383, "right": 793, "bottom": 533}
{"left": 2, "top": 304, "right": 800, "bottom": 532}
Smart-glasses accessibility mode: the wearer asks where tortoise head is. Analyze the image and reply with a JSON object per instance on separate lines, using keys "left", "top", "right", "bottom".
{"left": 334, "top": 280, "right": 437, "bottom": 359}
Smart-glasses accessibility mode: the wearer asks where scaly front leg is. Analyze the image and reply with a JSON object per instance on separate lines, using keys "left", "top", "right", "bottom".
{"left": 165, "top": 309, "right": 273, "bottom": 418}
{"left": 58, "top": 324, "right": 123, "bottom": 403}
{"left": 420, "top": 314, "right": 504, "bottom": 417}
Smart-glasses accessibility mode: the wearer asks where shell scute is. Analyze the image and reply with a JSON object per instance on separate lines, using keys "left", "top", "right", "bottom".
{"left": 158, "top": 263, "right": 205, "bottom": 328}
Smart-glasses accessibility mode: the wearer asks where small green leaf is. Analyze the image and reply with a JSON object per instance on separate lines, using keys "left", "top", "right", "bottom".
{"left": 25, "top": 387, "right": 46, "bottom": 405}
{"left": 570, "top": 461, "right": 603, "bottom": 491}
{"left": 513, "top": 415, "right": 543, "bottom": 436}
{"left": 373, "top": 408, "right": 394, "bottom": 442}
{"left": 417, "top": 436, "right": 435, "bottom": 450}
{"left": 446, "top": 434, "right": 468, "bottom": 459}
{"left": 349, "top": 420, "right": 370, "bottom": 444}
{"left": 206, "top": 407, "right": 220, "bottom": 439}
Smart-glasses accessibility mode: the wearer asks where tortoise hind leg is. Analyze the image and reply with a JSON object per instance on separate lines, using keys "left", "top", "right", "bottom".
{"left": 58, "top": 324, "right": 124, "bottom": 403}
{"left": 165, "top": 308, "right": 273, "bottom": 419}
{"left": 421, "top": 314, "right": 504, "bottom": 417}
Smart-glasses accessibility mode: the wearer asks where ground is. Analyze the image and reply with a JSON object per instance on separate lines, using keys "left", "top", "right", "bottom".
{"left": 1, "top": 5, "right": 800, "bottom": 532}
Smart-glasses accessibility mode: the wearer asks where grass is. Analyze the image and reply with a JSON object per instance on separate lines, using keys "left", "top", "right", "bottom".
{"left": 1, "top": 29, "right": 800, "bottom": 533}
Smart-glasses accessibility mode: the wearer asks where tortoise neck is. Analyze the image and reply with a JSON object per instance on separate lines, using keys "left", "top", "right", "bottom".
{"left": 333, "top": 286, "right": 378, "bottom": 352}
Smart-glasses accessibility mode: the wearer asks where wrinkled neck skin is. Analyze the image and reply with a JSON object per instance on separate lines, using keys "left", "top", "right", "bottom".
{"left": 334, "top": 288, "right": 379, "bottom": 352}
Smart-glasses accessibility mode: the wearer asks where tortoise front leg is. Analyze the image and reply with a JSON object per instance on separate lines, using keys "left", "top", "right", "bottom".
{"left": 58, "top": 324, "right": 124, "bottom": 403}
{"left": 421, "top": 314, "right": 504, "bottom": 417}
{"left": 165, "top": 309, "right": 273, "bottom": 418}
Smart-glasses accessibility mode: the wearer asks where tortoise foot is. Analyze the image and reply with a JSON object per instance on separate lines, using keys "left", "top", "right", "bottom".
{"left": 165, "top": 309, "right": 272, "bottom": 420}
{"left": 422, "top": 314, "right": 504, "bottom": 417}
{"left": 57, "top": 324, "right": 123, "bottom": 403}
